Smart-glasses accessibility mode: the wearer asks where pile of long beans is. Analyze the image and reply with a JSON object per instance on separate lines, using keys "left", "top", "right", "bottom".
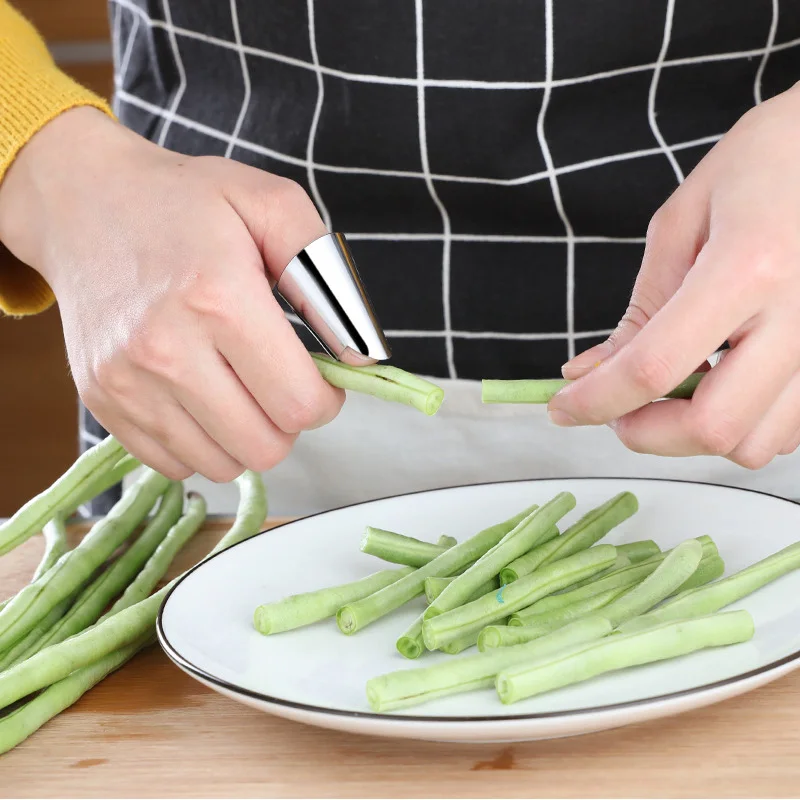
{"left": 0, "top": 359, "right": 445, "bottom": 753}
{"left": 253, "top": 489, "right": 800, "bottom": 713}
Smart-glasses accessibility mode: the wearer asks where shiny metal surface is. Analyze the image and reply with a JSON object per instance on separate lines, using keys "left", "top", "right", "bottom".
{"left": 276, "top": 233, "right": 391, "bottom": 364}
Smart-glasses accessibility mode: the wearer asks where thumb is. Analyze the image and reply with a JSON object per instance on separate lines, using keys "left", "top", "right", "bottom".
{"left": 562, "top": 194, "right": 708, "bottom": 380}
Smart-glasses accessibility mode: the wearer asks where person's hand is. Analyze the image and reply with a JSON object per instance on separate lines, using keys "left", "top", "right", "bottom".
{"left": 0, "top": 108, "right": 344, "bottom": 481}
{"left": 550, "top": 85, "right": 800, "bottom": 470}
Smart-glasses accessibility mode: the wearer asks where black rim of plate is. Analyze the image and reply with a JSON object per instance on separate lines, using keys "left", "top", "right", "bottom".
{"left": 156, "top": 476, "right": 800, "bottom": 724}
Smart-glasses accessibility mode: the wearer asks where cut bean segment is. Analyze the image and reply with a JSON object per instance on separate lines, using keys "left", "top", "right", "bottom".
{"left": 425, "top": 493, "right": 576, "bottom": 619}
{"left": 360, "top": 527, "right": 455, "bottom": 567}
{"left": 618, "top": 541, "right": 800, "bottom": 635}
{"left": 599, "top": 539, "right": 703, "bottom": 628}
{"left": 482, "top": 585, "right": 632, "bottom": 650}
{"left": 495, "top": 610, "right": 754, "bottom": 704}
{"left": 336, "top": 503, "right": 540, "bottom": 635}
{"left": 421, "top": 545, "right": 617, "bottom": 651}
{"left": 500, "top": 492, "right": 638, "bottom": 584}
{"left": 367, "top": 615, "right": 613, "bottom": 712}
{"left": 312, "top": 354, "right": 445, "bottom": 416}
{"left": 256, "top": 566, "right": 415, "bottom": 636}
{"left": 512, "top": 536, "right": 717, "bottom": 625}
{"left": 482, "top": 373, "right": 704, "bottom": 405}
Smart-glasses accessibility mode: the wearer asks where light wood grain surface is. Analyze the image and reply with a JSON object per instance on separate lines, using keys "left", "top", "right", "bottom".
{"left": 2, "top": 517, "right": 800, "bottom": 798}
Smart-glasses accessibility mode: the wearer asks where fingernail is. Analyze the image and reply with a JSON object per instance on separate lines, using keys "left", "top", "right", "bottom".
{"left": 561, "top": 341, "right": 613, "bottom": 380}
{"left": 548, "top": 408, "right": 578, "bottom": 427}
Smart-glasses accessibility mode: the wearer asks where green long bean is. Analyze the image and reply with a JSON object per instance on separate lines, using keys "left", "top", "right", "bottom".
{"left": 336, "top": 503, "right": 539, "bottom": 635}
{"left": 500, "top": 492, "right": 638, "bottom": 584}
{"left": 0, "top": 469, "right": 170, "bottom": 651}
{"left": 399, "top": 575, "right": 501, "bottom": 659}
{"left": 617, "top": 540, "right": 661, "bottom": 564}
{"left": 0, "top": 435, "right": 126, "bottom": 556}
{"left": 421, "top": 545, "right": 617, "bottom": 650}
{"left": 0, "top": 600, "right": 71, "bottom": 671}
{"left": 360, "top": 528, "right": 457, "bottom": 567}
{"left": 618, "top": 540, "right": 800, "bottom": 635}
{"left": 0, "top": 634, "right": 152, "bottom": 755}
{"left": 0, "top": 472, "right": 262, "bottom": 712}
{"left": 479, "top": 585, "right": 632, "bottom": 650}
{"left": 425, "top": 493, "right": 576, "bottom": 619}
{"left": 367, "top": 615, "right": 613, "bottom": 712}
{"left": 424, "top": 574, "right": 500, "bottom": 604}
{"left": 482, "top": 372, "right": 704, "bottom": 405}
{"left": 599, "top": 539, "right": 703, "bottom": 628}
{"left": 511, "top": 536, "right": 717, "bottom": 625}
{"left": 32, "top": 516, "right": 68, "bottom": 582}
{"left": 564, "top": 550, "right": 631, "bottom": 591}
{"left": 255, "top": 566, "right": 415, "bottom": 636}
{"left": 17, "top": 483, "right": 184, "bottom": 661}
{"left": 312, "top": 354, "right": 445, "bottom": 416}
{"left": 64, "top": 454, "right": 141, "bottom": 518}
{"left": 495, "top": 610, "right": 754, "bottom": 704}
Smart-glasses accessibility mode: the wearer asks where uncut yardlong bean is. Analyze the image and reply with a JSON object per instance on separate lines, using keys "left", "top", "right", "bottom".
{"left": 618, "top": 541, "right": 800, "bottom": 635}
{"left": 32, "top": 516, "right": 68, "bottom": 583}
{"left": 367, "top": 615, "right": 613, "bottom": 712}
{"left": 0, "top": 473, "right": 262, "bottom": 712}
{"left": 64, "top": 454, "right": 141, "bottom": 518}
{"left": 360, "top": 527, "right": 456, "bottom": 567}
{"left": 0, "top": 435, "right": 126, "bottom": 556}
{"left": 421, "top": 545, "right": 617, "bottom": 650}
{"left": 312, "top": 354, "right": 445, "bottom": 416}
{"left": 0, "top": 634, "right": 152, "bottom": 755}
{"left": 425, "top": 493, "right": 576, "bottom": 619}
{"left": 495, "top": 610, "right": 754, "bottom": 704}
{"left": 500, "top": 492, "right": 638, "bottom": 584}
{"left": 336, "top": 503, "right": 540, "bottom": 635}
{"left": 19, "top": 483, "right": 184, "bottom": 660}
{"left": 0, "top": 469, "right": 170, "bottom": 651}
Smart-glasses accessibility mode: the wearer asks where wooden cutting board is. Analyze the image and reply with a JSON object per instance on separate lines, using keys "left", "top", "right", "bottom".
{"left": 1, "top": 517, "right": 800, "bottom": 798}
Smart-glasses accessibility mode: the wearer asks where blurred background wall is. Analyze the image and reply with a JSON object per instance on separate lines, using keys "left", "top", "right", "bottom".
{"left": 0, "top": 0, "right": 112, "bottom": 515}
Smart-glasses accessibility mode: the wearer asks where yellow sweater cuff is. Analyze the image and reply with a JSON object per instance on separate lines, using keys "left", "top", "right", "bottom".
{"left": 0, "top": 2, "right": 114, "bottom": 316}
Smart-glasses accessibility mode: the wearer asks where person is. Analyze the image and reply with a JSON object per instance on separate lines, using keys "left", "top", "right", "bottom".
{"left": 2, "top": 1, "right": 800, "bottom": 517}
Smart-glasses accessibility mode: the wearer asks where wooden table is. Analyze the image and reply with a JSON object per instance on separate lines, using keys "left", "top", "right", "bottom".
{"left": 2, "top": 517, "right": 799, "bottom": 798}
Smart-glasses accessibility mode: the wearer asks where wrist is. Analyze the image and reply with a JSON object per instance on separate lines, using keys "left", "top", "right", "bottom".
{"left": 0, "top": 107, "right": 140, "bottom": 278}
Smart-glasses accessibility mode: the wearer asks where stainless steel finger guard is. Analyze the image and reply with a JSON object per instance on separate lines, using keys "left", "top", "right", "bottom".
{"left": 276, "top": 232, "right": 391, "bottom": 364}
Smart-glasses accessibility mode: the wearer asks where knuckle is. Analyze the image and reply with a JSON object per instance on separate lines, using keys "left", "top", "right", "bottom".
{"left": 732, "top": 444, "right": 775, "bottom": 471}
{"left": 747, "top": 245, "right": 791, "bottom": 290}
{"left": 270, "top": 177, "right": 312, "bottom": 214}
{"left": 626, "top": 351, "right": 676, "bottom": 398}
{"left": 183, "top": 275, "right": 234, "bottom": 321}
{"left": 646, "top": 206, "right": 672, "bottom": 245}
{"left": 159, "top": 462, "right": 194, "bottom": 481}
{"left": 250, "top": 433, "right": 295, "bottom": 471}
{"left": 93, "top": 360, "right": 134, "bottom": 400}
{"left": 204, "top": 462, "right": 245, "bottom": 484}
{"left": 611, "top": 418, "right": 648, "bottom": 454}
{"left": 126, "top": 330, "right": 180, "bottom": 380}
{"left": 281, "top": 385, "right": 334, "bottom": 432}
{"left": 688, "top": 409, "right": 743, "bottom": 456}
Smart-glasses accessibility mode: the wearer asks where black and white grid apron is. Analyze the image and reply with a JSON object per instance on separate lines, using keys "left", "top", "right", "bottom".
{"left": 80, "top": 0, "right": 800, "bottom": 515}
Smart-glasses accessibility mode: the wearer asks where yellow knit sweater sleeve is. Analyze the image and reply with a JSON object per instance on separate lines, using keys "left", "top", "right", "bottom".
{"left": 0, "top": 1, "right": 113, "bottom": 315}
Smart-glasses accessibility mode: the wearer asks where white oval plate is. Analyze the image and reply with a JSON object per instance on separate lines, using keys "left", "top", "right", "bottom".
{"left": 157, "top": 478, "right": 800, "bottom": 743}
